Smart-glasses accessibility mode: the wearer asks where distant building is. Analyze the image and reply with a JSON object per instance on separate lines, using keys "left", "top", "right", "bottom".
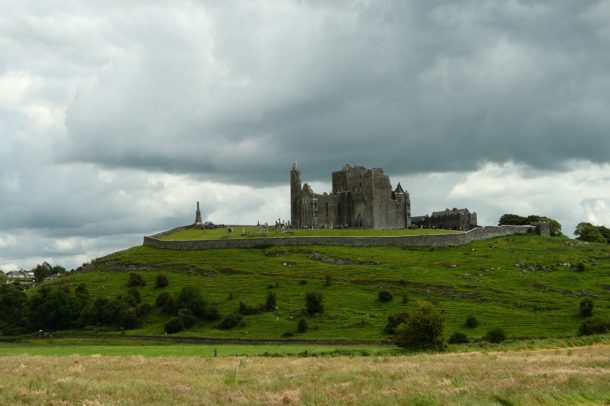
{"left": 5, "top": 270, "right": 35, "bottom": 281}
{"left": 291, "top": 163, "right": 411, "bottom": 229}
{"left": 412, "top": 208, "right": 478, "bottom": 231}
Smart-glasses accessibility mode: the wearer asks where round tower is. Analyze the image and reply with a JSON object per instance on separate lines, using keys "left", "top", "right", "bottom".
{"left": 290, "top": 162, "right": 302, "bottom": 227}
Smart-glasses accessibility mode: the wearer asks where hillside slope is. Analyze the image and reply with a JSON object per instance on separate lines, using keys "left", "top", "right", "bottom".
{"left": 46, "top": 235, "right": 610, "bottom": 341}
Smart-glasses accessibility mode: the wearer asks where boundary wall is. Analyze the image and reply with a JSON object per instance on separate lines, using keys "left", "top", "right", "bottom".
{"left": 143, "top": 225, "right": 537, "bottom": 250}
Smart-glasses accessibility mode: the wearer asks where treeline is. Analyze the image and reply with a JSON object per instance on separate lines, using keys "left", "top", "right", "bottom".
{"left": 0, "top": 278, "right": 152, "bottom": 336}
{"left": 498, "top": 214, "right": 562, "bottom": 236}
{"left": 575, "top": 222, "right": 610, "bottom": 244}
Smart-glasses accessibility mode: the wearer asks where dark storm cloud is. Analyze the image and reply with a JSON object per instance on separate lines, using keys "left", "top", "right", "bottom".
{"left": 54, "top": 0, "right": 610, "bottom": 184}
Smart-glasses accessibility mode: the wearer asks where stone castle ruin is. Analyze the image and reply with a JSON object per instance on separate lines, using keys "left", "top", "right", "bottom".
{"left": 412, "top": 208, "right": 478, "bottom": 231}
{"left": 291, "top": 163, "right": 411, "bottom": 229}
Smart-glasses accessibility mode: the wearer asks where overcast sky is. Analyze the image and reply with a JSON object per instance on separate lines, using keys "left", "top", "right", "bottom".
{"left": 2, "top": 0, "right": 610, "bottom": 271}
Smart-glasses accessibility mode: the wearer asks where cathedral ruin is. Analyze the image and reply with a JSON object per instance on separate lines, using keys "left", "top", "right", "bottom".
{"left": 290, "top": 163, "right": 411, "bottom": 229}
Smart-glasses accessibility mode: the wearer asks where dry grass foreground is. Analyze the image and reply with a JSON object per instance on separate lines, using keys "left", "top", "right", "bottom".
{"left": 1, "top": 345, "right": 609, "bottom": 405}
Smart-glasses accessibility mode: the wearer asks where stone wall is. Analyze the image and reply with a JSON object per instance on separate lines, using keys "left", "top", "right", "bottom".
{"left": 143, "top": 225, "right": 537, "bottom": 251}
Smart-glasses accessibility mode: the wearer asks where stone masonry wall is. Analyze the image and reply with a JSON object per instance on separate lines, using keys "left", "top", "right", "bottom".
{"left": 143, "top": 225, "right": 536, "bottom": 251}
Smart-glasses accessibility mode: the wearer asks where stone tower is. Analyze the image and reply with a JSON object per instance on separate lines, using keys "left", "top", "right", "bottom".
{"left": 194, "top": 201, "right": 203, "bottom": 225}
{"left": 290, "top": 162, "right": 302, "bottom": 227}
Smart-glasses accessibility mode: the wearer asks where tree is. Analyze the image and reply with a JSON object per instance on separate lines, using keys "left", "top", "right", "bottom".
{"left": 178, "top": 308, "right": 197, "bottom": 329}
{"left": 0, "top": 284, "right": 30, "bottom": 335}
{"left": 484, "top": 328, "right": 506, "bottom": 343}
{"left": 297, "top": 318, "right": 308, "bottom": 333}
{"left": 579, "top": 298, "right": 594, "bottom": 318}
{"left": 32, "top": 262, "right": 53, "bottom": 283}
{"left": 155, "top": 274, "right": 169, "bottom": 288}
{"left": 575, "top": 223, "right": 606, "bottom": 243}
{"left": 127, "top": 272, "right": 146, "bottom": 287}
{"left": 464, "top": 314, "right": 478, "bottom": 328}
{"left": 305, "top": 292, "right": 324, "bottom": 315}
{"left": 378, "top": 291, "right": 393, "bottom": 302}
{"left": 384, "top": 312, "right": 408, "bottom": 334}
{"left": 164, "top": 317, "right": 184, "bottom": 334}
{"left": 28, "top": 286, "right": 81, "bottom": 331}
{"left": 265, "top": 291, "right": 277, "bottom": 311}
{"left": 498, "top": 214, "right": 528, "bottom": 226}
{"left": 175, "top": 287, "right": 207, "bottom": 318}
{"left": 395, "top": 301, "right": 444, "bottom": 351}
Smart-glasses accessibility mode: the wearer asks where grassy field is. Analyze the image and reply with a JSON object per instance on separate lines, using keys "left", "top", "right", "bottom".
{"left": 1, "top": 343, "right": 609, "bottom": 405}
{"left": 159, "top": 226, "right": 462, "bottom": 240}
{"left": 40, "top": 234, "right": 610, "bottom": 342}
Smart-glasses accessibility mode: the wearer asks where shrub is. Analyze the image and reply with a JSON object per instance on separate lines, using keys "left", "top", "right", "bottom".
{"left": 175, "top": 287, "right": 207, "bottom": 318}
{"left": 206, "top": 305, "right": 221, "bottom": 321}
{"left": 218, "top": 313, "right": 243, "bottom": 330}
{"left": 378, "top": 291, "right": 393, "bottom": 302}
{"left": 324, "top": 274, "right": 332, "bottom": 286}
{"left": 238, "top": 301, "right": 262, "bottom": 315}
{"left": 384, "top": 312, "right": 408, "bottom": 334}
{"left": 155, "top": 292, "right": 175, "bottom": 314}
{"left": 126, "top": 287, "right": 141, "bottom": 305}
{"left": 305, "top": 292, "right": 324, "bottom": 315}
{"left": 579, "top": 298, "right": 594, "bottom": 318}
{"left": 265, "top": 291, "right": 277, "bottom": 311}
{"left": 575, "top": 263, "right": 586, "bottom": 272}
{"left": 484, "top": 328, "right": 506, "bottom": 343}
{"left": 164, "top": 317, "right": 184, "bottom": 334}
{"left": 137, "top": 303, "right": 153, "bottom": 318}
{"left": 178, "top": 308, "right": 197, "bottom": 329}
{"left": 448, "top": 332, "right": 469, "bottom": 344}
{"left": 127, "top": 272, "right": 145, "bottom": 287}
{"left": 282, "top": 331, "right": 295, "bottom": 338}
{"left": 297, "top": 318, "right": 308, "bottom": 333}
{"left": 155, "top": 274, "right": 169, "bottom": 288}
{"left": 395, "top": 302, "right": 444, "bottom": 351}
{"left": 464, "top": 314, "right": 478, "bottom": 328}
{"left": 299, "top": 280, "right": 307, "bottom": 285}
{"left": 578, "top": 317, "right": 610, "bottom": 336}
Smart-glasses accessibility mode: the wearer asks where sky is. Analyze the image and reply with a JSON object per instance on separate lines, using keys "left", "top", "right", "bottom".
{"left": 1, "top": 0, "right": 610, "bottom": 271}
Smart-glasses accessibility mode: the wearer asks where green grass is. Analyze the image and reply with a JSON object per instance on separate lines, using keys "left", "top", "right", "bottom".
{"left": 159, "top": 226, "right": 462, "bottom": 240}
{"left": 41, "top": 234, "right": 610, "bottom": 342}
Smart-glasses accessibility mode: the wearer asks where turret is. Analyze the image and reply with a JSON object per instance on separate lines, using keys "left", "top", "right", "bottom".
{"left": 290, "top": 162, "right": 302, "bottom": 227}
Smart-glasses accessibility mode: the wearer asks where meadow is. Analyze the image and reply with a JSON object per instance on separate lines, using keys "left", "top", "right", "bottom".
{"left": 42, "top": 234, "right": 610, "bottom": 341}
{"left": 1, "top": 343, "right": 609, "bottom": 405}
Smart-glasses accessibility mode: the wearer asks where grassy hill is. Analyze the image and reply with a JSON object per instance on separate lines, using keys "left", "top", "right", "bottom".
{"left": 44, "top": 234, "right": 610, "bottom": 341}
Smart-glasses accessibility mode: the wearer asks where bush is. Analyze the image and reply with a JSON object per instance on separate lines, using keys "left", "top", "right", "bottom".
{"left": 238, "top": 301, "right": 262, "bottom": 315}
{"left": 265, "top": 291, "right": 277, "bottom": 311}
{"left": 218, "top": 313, "right": 243, "bottom": 330}
{"left": 206, "top": 305, "right": 221, "bottom": 321}
{"left": 464, "top": 314, "right": 478, "bottom": 328}
{"left": 384, "top": 312, "right": 408, "bottom": 334}
{"left": 175, "top": 287, "right": 207, "bottom": 318}
{"left": 155, "top": 274, "right": 169, "bottom": 288}
{"left": 127, "top": 272, "right": 145, "bottom": 287}
{"left": 395, "top": 302, "right": 444, "bottom": 351}
{"left": 448, "top": 332, "right": 469, "bottom": 344}
{"left": 178, "top": 308, "right": 197, "bottom": 329}
{"left": 579, "top": 298, "right": 594, "bottom": 318}
{"left": 126, "top": 287, "right": 141, "bottom": 305}
{"left": 305, "top": 292, "right": 324, "bottom": 315}
{"left": 578, "top": 317, "right": 610, "bottom": 336}
{"left": 324, "top": 274, "right": 332, "bottom": 286}
{"left": 484, "top": 328, "right": 506, "bottom": 343}
{"left": 282, "top": 331, "right": 295, "bottom": 338}
{"left": 378, "top": 291, "right": 393, "bottom": 302}
{"left": 164, "top": 317, "right": 184, "bottom": 334}
{"left": 155, "top": 292, "right": 175, "bottom": 314}
{"left": 137, "top": 303, "right": 153, "bottom": 318}
{"left": 299, "top": 280, "right": 307, "bottom": 286}
{"left": 297, "top": 318, "right": 309, "bottom": 333}
{"left": 575, "top": 263, "right": 586, "bottom": 272}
